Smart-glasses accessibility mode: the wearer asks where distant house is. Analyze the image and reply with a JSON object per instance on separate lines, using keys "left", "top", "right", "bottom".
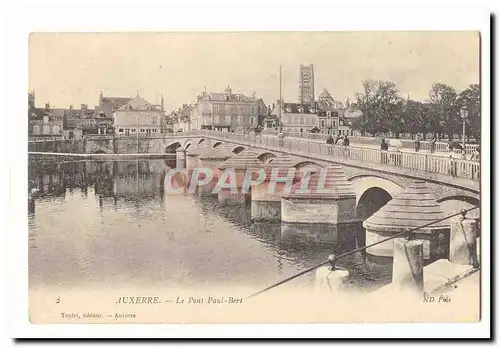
{"left": 193, "top": 86, "right": 262, "bottom": 132}
{"left": 113, "top": 94, "right": 165, "bottom": 136}
{"left": 29, "top": 103, "right": 64, "bottom": 137}
{"left": 99, "top": 91, "right": 133, "bottom": 118}
{"left": 268, "top": 101, "right": 319, "bottom": 134}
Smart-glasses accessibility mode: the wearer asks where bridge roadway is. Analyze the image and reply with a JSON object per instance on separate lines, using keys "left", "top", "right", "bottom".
{"left": 167, "top": 130, "right": 480, "bottom": 196}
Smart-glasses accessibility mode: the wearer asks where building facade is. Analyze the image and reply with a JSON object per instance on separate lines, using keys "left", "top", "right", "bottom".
{"left": 30, "top": 113, "right": 64, "bottom": 137}
{"left": 298, "top": 64, "right": 315, "bottom": 104}
{"left": 183, "top": 87, "right": 264, "bottom": 132}
{"left": 113, "top": 94, "right": 165, "bottom": 136}
{"left": 269, "top": 101, "right": 319, "bottom": 134}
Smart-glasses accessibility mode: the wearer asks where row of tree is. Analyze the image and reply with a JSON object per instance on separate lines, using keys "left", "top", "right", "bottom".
{"left": 351, "top": 80, "right": 480, "bottom": 141}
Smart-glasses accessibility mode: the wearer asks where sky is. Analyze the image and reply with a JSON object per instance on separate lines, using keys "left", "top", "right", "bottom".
{"left": 29, "top": 31, "right": 479, "bottom": 112}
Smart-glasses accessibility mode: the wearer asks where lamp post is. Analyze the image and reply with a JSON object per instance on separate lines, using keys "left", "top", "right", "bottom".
{"left": 460, "top": 105, "right": 469, "bottom": 152}
{"left": 211, "top": 111, "right": 214, "bottom": 132}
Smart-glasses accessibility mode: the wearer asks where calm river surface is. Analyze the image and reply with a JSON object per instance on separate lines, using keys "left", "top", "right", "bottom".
{"left": 28, "top": 158, "right": 392, "bottom": 294}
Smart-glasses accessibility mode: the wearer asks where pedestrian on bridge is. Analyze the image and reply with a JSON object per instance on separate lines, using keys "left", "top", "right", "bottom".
{"left": 430, "top": 137, "right": 436, "bottom": 154}
{"left": 343, "top": 135, "right": 350, "bottom": 157}
{"left": 380, "top": 138, "right": 389, "bottom": 164}
{"left": 326, "top": 135, "right": 334, "bottom": 155}
{"left": 414, "top": 134, "right": 421, "bottom": 152}
{"left": 277, "top": 129, "right": 285, "bottom": 147}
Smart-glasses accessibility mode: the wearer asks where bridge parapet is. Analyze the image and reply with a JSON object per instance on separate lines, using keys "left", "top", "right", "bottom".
{"left": 263, "top": 131, "right": 479, "bottom": 155}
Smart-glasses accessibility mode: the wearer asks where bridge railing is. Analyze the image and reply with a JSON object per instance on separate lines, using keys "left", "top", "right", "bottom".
{"left": 244, "top": 131, "right": 479, "bottom": 155}
{"left": 194, "top": 130, "right": 480, "bottom": 182}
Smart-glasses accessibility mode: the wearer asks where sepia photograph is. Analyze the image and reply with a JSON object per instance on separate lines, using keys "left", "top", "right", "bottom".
{"left": 7, "top": 4, "right": 492, "bottom": 340}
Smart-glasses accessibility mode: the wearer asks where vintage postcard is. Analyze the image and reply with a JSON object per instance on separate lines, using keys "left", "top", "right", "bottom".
{"left": 17, "top": 20, "right": 489, "bottom": 338}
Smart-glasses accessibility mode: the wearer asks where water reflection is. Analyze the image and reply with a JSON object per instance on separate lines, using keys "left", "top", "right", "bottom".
{"left": 28, "top": 158, "right": 391, "bottom": 292}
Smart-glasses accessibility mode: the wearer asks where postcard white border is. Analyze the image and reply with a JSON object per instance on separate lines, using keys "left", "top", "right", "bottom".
{"left": 4, "top": 0, "right": 493, "bottom": 341}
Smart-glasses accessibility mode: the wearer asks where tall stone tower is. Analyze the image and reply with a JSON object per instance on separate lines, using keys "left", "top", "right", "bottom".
{"left": 298, "top": 64, "right": 315, "bottom": 104}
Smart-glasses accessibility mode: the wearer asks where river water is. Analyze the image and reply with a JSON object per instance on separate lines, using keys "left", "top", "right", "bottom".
{"left": 28, "top": 158, "right": 392, "bottom": 295}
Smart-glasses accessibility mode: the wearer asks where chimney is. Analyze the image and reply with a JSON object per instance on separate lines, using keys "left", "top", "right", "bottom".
{"left": 69, "top": 105, "right": 73, "bottom": 110}
{"left": 45, "top": 103, "right": 50, "bottom": 109}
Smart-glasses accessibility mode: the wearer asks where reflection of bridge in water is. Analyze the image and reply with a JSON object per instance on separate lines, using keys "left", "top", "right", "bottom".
{"left": 28, "top": 158, "right": 177, "bottom": 211}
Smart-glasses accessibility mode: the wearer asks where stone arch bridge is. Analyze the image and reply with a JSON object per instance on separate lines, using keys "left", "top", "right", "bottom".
{"left": 164, "top": 133, "right": 480, "bottom": 220}
{"left": 40, "top": 133, "right": 479, "bottom": 219}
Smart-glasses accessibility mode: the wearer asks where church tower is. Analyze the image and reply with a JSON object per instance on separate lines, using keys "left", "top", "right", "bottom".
{"left": 298, "top": 64, "right": 315, "bottom": 104}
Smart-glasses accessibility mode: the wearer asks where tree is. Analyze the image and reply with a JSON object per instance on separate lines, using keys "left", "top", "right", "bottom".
{"left": 402, "top": 100, "right": 422, "bottom": 137}
{"left": 352, "top": 79, "right": 404, "bottom": 136}
{"left": 456, "top": 84, "right": 480, "bottom": 142}
{"left": 428, "top": 83, "right": 458, "bottom": 140}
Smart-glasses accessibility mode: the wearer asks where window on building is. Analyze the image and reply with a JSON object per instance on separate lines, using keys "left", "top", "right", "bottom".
{"left": 250, "top": 106, "right": 255, "bottom": 114}
{"left": 250, "top": 116, "right": 254, "bottom": 125}
{"left": 333, "top": 121, "right": 337, "bottom": 127}
{"left": 213, "top": 105, "right": 219, "bottom": 114}
{"left": 321, "top": 120, "right": 325, "bottom": 127}
{"left": 131, "top": 129, "right": 136, "bottom": 132}
{"left": 33, "top": 125, "right": 40, "bottom": 135}
{"left": 152, "top": 116, "right": 157, "bottom": 124}
{"left": 152, "top": 129, "right": 156, "bottom": 133}
{"left": 225, "top": 116, "right": 231, "bottom": 124}
{"left": 119, "top": 128, "right": 124, "bottom": 133}
{"left": 300, "top": 128, "right": 303, "bottom": 133}
{"left": 125, "top": 129, "right": 130, "bottom": 135}
{"left": 141, "top": 129, "right": 145, "bottom": 133}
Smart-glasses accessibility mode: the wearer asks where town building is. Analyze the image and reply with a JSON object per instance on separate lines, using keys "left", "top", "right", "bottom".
{"left": 268, "top": 101, "right": 319, "bottom": 134}
{"left": 113, "top": 93, "right": 165, "bottom": 136}
{"left": 98, "top": 92, "right": 133, "bottom": 118}
{"left": 173, "top": 87, "right": 266, "bottom": 132}
{"left": 28, "top": 93, "right": 64, "bottom": 137}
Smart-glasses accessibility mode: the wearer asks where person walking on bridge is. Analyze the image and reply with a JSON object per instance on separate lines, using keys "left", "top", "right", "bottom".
{"left": 380, "top": 138, "right": 388, "bottom": 164}
{"left": 326, "top": 135, "right": 334, "bottom": 155}
{"left": 430, "top": 137, "right": 436, "bottom": 154}
{"left": 343, "top": 135, "right": 350, "bottom": 157}
{"left": 414, "top": 134, "right": 421, "bottom": 152}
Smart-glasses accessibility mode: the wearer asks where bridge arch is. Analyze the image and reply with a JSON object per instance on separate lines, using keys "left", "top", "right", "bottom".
{"left": 197, "top": 138, "right": 206, "bottom": 145}
{"left": 438, "top": 195, "right": 480, "bottom": 220}
{"left": 93, "top": 149, "right": 108, "bottom": 154}
{"left": 183, "top": 139, "right": 193, "bottom": 149}
{"left": 257, "top": 152, "right": 277, "bottom": 163}
{"left": 294, "top": 160, "right": 322, "bottom": 170}
{"left": 213, "top": 141, "right": 223, "bottom": 148}
{"left": 231, "top": 145, "right": 245, "bottom": 154}
{"left": 349, "top": 175, "right": 404, "bottom": 221}
{"left": 165, "top": 142, "right": 182, "bottom": 153}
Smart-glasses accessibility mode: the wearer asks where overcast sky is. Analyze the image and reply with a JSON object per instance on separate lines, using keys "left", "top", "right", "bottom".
{"left": 29, "top": 31, "right": 479, "bottom": 111}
